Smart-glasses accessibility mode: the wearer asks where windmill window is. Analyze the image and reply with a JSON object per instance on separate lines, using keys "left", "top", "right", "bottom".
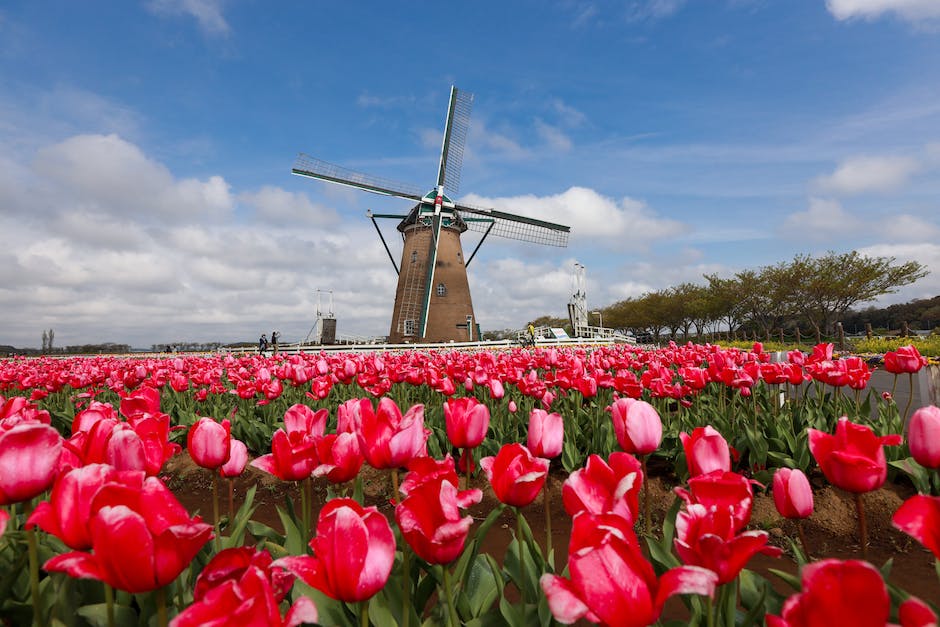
{"left": 404, "top": 319, "right": 415, "bottom": 336}
{"left": 436, "top": 283, "right": 447, "bottom": 297}
{"left": 410, "top": 251, "right": 418, "bottom": 264}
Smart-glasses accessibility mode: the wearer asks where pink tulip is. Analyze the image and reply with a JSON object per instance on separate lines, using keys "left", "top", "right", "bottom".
{"left": 674, "top": 502, "right": 780, "bottom": 585}
{"left": 562, "top": 452, "right": 643, "bottom": 522}
{"left": 675, "top": 470, "right": 756, "bottom": 532}
{"left": 44, "top": 476, "right": 213, "bottom": 593}
{"left": 187, "top": 417, "right": 231, "bottom": 470}
{"left": 312, "top": 432, "right": 364, "bottom": 484}
{"left": 541, "top": 511, "right": 717, "bottom": 627}
{"left": 396, "top": 463, "right": 482, "bottom": 564}
{"left": 908, "top": 405, "right": 940, "bottom": 469}
{"left": 275, "top": 499, "right": 394, "bottom": 602}
{"left": 808, "top": 417, "right": 901, "bottom": 493}
{"left": 0, "top": 422, "right": 63, "bottom": 505}
{"left": 172, "top": 547, "right": 315, "bottom": 627}
{"left": 251, "top": 428, "right": 317, "bottom": 482}
{"left": 283, "top": 404, "right": 328, "bottom": 439}
{"left": 884, "top": 345, "right": 927, "bottom": 375}
{"left": 480, "top": 443, "right": 549, "bottom": 508}
{"left": 358, "top": 398, "right": 429, "bottom": 470}
{"left": 892, "top": 494, "right": 940, "bottom": 559}
{"left": 336, "top": 397, "right": 371, "bottom": 434}
{"left": 772, "top": 468, "right": 814, "bottom": 519}
{"left": 0, "top": 510, "right": 8, "bottom": 538}
{"left": 27, "top": 464, "right": 143, "bottom": 550}
{"left": 220, "top": 439, "right": 249, "bottom": 478}
{"left": 766, "top": 559, "right": 892, "bottom": 627}
{"left": 899, "top": 597, "right": 939, "bottom": 627}
{"left": 610, "top": 398, "right": 663, "bottom": 455}
{"left": 443, "top": 397, "right": 490, "bottom": 449}
{"left": 527, "top": 408, "right": 563, "bottom": 458}
{"left": 679, "top": 426, "right": 731, "bottom": 477}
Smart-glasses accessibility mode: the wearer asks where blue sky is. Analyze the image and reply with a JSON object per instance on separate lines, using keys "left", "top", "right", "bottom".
{"left": 2, "top": 0, "right": 939, "bottom": 348}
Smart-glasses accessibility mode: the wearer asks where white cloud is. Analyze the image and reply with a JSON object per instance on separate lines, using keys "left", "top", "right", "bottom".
{"left": 146, "top": 0, "right": 231, "bottom": 36}
{"left": 626, "top": 0, "right": 687, "bottom": 21}
{"left": 535, "top": 119, "right": 573, "bottom": 152}
{"left": 34, "top": 134, "right": 234, "bottom": 221}
{"left": 826, "top": 0, "right": 940, "bottom": 23}
{"left": 781, "top": 197, "right": 857, "bottom": 239}
{"left": 461, "top": 186, "right": 687, "bottom": 246}
{"left": 814, "top": 155, "right": 921, "bottom": 194}
{"left": 241, "top": 186, "right": 341, "bottom": 227}
{"left": 880, "top": 214, "right": 940, "bottom": 241}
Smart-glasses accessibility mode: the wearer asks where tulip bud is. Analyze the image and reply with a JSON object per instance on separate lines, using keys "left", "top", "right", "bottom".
{"left": 772, "top": 468, "right": 813, "bottom": 519}
{"left": 908, "top": 406, "right": 940, "bottom": 469}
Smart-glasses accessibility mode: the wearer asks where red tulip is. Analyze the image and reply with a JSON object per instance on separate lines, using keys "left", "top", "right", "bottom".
{"left": 27, "top": 464, "right": 143, "bottom": 550}
{"left": 173, "top": 547, "right": 316, "bottom": 627}
{"left": 251, "top": 427, "right": 317, "bottom": 482}
{"left": 0, "top": 422, "right": 63, "bottom": 505}
{"left": 44, "top": 476, "right": 213, "bottom": 593}
{"left": 358, "top": 398, "right": 429, "bottom": 470}
{"left": 884, "top": 345, "right": 927, "bottom": 374}
{"left": 480, "top": 443, "right": 549, "bottom": 508}
{"left": 396, "top": 468, "right": 482, "bottom": 564}
{"left": 444, "top": 397, "right": 490, "bottom": 449}
{"left": 808, "top": 417, "right": 901, "bottom": 493}
{"left": 541, "top": 512, "right": 717, "bottom": 627}
{"left": 220, "top": 438, "right": 249, "bottom": 478}
{"left": 772, "top": 468, "right": 814, "bottom": 519}
{"left": 187, "top": 417, "right": 231, "bottom": 470}
{"left": 610, "top": 398, "right": 662, "bottom": 455}
{"left": 908, "top": 405, "right": 940, "bottom": 469}
{"left": 675, "top": 470, "right": 756, "bottom": 532}
{"left": 562, "top": 452, "right": 643, "bottom": 522}
{"left": 679, "top": 426, "right": 731, "bottom": 477}
{"left": 765, "top": 559, "right": 890, "bottom": 627}
{"left": 119, "top": 386, "right": 162, "bottom": 420}
{"left": 283, "top": 404, "right": 328, "bottom": 439}
{"left": 892, "top": 494, "right": 940, "bottom": 559}
{"left": 275, "top": 498, "right": 394, "bottom": 602}
{"left": 899, "top": 597, "right": 939, "bottom": 627}
{"left": 674, "top": 502, "right": 780, "bottom": 584}
{"left": 527, "top": 408, "right": 563, "bottom": 458}
{"left": 312, "top": 432, "right": 364, "bottom": 484}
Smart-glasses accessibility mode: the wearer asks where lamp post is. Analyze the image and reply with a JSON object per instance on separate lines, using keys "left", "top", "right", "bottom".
{"left": 591, "top": 310, "right": 603, "bottom": 329}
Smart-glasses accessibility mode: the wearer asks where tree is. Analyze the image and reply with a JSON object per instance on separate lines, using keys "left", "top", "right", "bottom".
{"left": 41, "top": 330, "right": 48, "bottom": 353}
{"left": 791, "top": 251, "right": 928, "bottom": 342}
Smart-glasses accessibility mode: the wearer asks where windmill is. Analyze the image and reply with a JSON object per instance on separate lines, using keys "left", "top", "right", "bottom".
{"left": 292, "top": 86, "right": 570, "bottom": 343}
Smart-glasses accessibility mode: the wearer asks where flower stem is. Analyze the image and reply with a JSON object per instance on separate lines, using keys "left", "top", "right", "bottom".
{"left": 26, "top": 525, "right": 41, "bottom": 627}
{"left": 105, "top": 583, "right": 115, "bottom": 627}
{"left": 156, "top": 586, "right": 168, "bottom": 627}
{"left": 228, "top": 477, "right": 235, "bottom": 522}
{"left": 442, "top": 566, "right": 459, "bottom": 627}
{"left": 903, "top": 373, "right": 914, "bottom": 426}
{"left": 796, "top": 519, "right": 810, "bottom": 561}
{"left": 401, "top": 547, "right": 411, "bottom": 627}
{"left": 212, "top": 474, "right": 220, "bottom": 551}
{"left": 543, "top": 474, "right": 553, "bottom": 564}
{"left": 854, "top": 492, "right": 868, "bottom": 560}
{"left": 641, "top": 454, "right": 652, "bottom": 536}
{"left": 360, "top": 600, "right": 370, "bottom": 627}
{"left": 391, "top": 469, "right": 400, "bottom": 504}
{"left": 516, "top": 507, "right": 526, "bottom": 604}
{"left": 464, "top": 448, "right": 472, "bottom": 491}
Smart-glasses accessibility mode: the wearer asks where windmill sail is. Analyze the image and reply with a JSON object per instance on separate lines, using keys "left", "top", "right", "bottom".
{"left": 455, "top": 202, "right": 570, "bottom": 247}
{"left": 437, "top": 87, "right": 474, "bottom": 194}
{"left": 292, "top": 154, "right": 424, "bottom": 201}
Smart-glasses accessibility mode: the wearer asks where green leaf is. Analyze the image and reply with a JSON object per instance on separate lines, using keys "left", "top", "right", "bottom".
{"left": 222, "top": 485, "right": 257, "bottom": 550}
{"left": 767, "top": 567, "right": 801, "bottom": 591}
{"left": 462, "top": 555, "right": 501, "bottom": 618}
{"left": 76, "top": 603, "right": 138, "bottom": 627}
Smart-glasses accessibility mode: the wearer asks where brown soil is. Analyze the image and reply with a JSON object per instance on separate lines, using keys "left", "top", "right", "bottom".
{"left": 163, "top": 452, "right": 940, "bottom": 613}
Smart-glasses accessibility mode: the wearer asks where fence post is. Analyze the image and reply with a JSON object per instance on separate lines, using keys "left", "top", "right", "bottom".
{"left": 902, "top": 321, "right": 909, "bottom": 338}
{"left": 795, "top": 327, "right": 801, "bottom": 346}
{"left": 865, "top": 323, "right": 872, "bottom": 340}
{"left": 837, "top": 322, "right": 845, "bottom": 352}
{"left": 779, "top": 328, "right": 784, "bottom": 344}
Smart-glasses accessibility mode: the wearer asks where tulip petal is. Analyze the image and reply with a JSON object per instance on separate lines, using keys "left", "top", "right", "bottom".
{"left": 654, "top": 565, "right": 717, "bottom": 614}
{"left": 893, "top": 495, "right": 940, "bottom": 559}
{"left": 285, "top": 596, "right": 319, "bottom": 627}
{"left": 540, "top": 574, "right": 591, "bottom": 625}
{"left": 44, "top": 551, "right": 107, "bottom": 583}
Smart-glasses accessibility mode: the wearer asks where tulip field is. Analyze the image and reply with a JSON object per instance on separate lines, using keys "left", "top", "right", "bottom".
{"left": 2, "top": 342, "right": 940, "bottom": 626}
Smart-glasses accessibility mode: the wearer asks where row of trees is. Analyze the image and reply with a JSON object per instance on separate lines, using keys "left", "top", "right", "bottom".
{"left": 597, "top": 251, "right": 928, "bottom": 344}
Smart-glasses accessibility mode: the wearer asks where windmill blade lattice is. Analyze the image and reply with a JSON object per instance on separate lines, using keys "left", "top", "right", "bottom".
{"left": 293, "top": 153, "right": 425, "bottom": 201}
{"left": 437, "top": 87, "right": 474, "bottom": 194}
{"left": 455, "top": 202, "right": 570, "bottom": 247}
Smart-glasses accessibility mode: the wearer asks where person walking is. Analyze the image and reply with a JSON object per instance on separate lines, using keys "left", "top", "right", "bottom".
{"left": 258, "top": 333, "right": 268, "bottom": 355}
{"left": 271, "top": 330, "right": 279, "bottom": 355}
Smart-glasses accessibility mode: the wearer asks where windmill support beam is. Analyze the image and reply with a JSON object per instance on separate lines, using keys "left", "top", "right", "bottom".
{"left": 369, "top": 214, "right": 400, "bottom": 275}
{"left": 464, "top": 220, "right": 495, "bottom": 269}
